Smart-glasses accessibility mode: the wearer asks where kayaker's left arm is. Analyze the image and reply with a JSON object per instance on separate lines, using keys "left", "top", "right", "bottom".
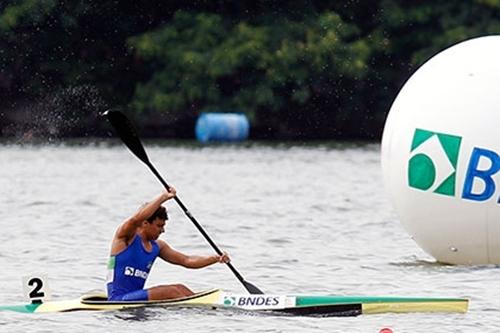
{"left": 157, "top": 240, "right": 230, "bottom": 268}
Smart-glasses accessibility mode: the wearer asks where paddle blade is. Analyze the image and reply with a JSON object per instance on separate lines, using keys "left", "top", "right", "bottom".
{"left": 244, "top": 280, "right": 264, "bottom": 294}
{"left": 103, "top": 110, "right": 150, "bottom": 164}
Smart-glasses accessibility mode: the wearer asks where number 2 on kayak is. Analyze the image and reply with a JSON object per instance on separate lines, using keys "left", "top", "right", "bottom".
{"left": 22, "top": 274, "right": 51, "bottom": 303}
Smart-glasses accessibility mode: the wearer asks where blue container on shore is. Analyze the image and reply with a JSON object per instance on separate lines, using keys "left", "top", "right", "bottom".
{"left": 195, "top": 113, "right": 250, "bottom": 143}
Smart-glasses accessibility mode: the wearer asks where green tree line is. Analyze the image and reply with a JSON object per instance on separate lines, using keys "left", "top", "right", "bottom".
{"left": 1, "top": 1, "right": 499, "bottom": 139}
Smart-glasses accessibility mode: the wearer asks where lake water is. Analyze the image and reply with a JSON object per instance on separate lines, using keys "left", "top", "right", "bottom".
{"left": 0, "top": 141, "right": 498, "bottom": 332}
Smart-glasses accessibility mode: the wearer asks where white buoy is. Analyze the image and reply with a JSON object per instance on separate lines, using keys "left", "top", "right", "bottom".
{"left": 381, "top": 35, "right": 500, "bottom": 264}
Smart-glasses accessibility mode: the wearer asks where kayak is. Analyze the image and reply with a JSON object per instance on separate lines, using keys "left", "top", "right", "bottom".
{"left": 0, "top": 289, "right": 468, "bottom": 316}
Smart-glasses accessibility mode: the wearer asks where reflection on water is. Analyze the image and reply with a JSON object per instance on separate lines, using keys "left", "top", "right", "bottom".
{"left": 110, "top": 308, "right": 153, "bottom": 322}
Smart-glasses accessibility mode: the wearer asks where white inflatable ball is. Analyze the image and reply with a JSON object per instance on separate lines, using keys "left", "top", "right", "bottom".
{"left": 381, "top": 36, "right": 500, "bottom": 264}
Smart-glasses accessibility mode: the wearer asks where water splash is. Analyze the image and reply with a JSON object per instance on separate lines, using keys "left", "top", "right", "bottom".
{"left": 3, "top": 85, "right": 108, "bottom": 142}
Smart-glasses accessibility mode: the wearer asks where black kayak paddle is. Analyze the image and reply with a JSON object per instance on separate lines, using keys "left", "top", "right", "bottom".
{"left": 103, "top": 109, "right": 264, "bottom": 295}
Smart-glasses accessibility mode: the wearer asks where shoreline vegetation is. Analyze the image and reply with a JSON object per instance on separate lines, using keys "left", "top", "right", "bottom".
{"left": 0, "top": 137, "right": 378, "bottom": 149}
{"left": 1, "top": 2, "right": 499, "bottom": 141}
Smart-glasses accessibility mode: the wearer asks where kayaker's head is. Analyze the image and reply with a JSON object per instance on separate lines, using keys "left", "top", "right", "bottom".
{"left": 147, "top": 205, "right": 168, "bottom": 222}
{"left": 143, "top": 205, "right": 168, "bottom": 240}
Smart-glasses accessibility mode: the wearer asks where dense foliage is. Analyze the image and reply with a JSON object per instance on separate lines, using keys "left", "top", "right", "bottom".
{"left": 1, "top": 1, "right": 499, "bottom": 139}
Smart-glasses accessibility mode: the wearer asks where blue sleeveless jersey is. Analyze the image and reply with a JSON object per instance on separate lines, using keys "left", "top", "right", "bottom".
{"left": 106, "top": 234, "right": 160, "bottom": 300}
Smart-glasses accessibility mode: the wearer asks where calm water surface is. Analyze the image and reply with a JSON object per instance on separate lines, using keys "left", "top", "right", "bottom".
{"left": 0, "top": 141, "right": 498, "bottom": 332}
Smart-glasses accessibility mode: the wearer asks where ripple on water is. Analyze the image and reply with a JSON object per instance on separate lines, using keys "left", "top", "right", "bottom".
{"left": 0, "top": 143, "right": 496, "bottom": 332}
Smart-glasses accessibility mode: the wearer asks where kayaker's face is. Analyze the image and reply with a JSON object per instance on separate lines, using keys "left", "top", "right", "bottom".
{"left": 146, "top": 218, "right": 166, "bottom": 239}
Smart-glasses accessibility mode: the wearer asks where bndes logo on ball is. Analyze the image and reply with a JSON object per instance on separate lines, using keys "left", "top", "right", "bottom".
{"left": 408, "top": 128, "right": 500, "bottom": 202}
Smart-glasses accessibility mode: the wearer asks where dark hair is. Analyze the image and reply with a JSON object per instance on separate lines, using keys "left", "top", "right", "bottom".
{"left": 147, "top": 206, "right": 168, "bottom": 222}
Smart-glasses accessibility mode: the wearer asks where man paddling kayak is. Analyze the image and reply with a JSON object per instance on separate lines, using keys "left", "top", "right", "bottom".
{"left": 106, "top": 187, "right": 230, "bottom": 301}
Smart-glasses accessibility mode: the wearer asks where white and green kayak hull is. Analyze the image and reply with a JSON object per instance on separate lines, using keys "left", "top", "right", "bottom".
{"left": 0, "top": 289, "right": 468, "bottom": 316}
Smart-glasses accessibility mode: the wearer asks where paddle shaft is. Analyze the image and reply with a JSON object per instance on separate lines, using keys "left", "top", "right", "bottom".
{"left": 104, "top": 109, "right": 263, "bottom": 294}
{"left": 145, "top": 161, "right": 255, "bottom": 290}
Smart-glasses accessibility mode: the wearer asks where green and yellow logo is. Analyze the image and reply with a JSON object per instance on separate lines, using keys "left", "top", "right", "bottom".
{"left": 408, "top": 128, "right": 462, "bottom": 196}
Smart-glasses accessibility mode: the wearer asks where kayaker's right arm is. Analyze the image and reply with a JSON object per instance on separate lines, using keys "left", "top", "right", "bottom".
{"left": 115, "top": 189, "right": 176, "bottom": 242}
